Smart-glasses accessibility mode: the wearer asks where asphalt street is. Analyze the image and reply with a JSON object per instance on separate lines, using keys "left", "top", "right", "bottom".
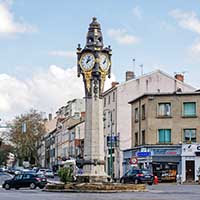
{"left": 1, "top": 173, "right": 200, "bottom": 200}
{"left": 1, "top": 184, "right": 200, "bottom": 200}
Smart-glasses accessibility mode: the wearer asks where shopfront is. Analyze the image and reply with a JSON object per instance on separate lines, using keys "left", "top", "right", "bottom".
{"left": 122, "top": 145, "right": 181, "bottom": 182}
{"left": 181, "top": 144, "right": 200, "bottom": 182}
{"left": 151, "top": 147, "right": 181, "bottom": 182}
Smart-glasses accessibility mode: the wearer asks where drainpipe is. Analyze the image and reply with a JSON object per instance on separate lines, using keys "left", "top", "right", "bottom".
{"left": 139, "top": 99, "right": 141, "bottom": 145}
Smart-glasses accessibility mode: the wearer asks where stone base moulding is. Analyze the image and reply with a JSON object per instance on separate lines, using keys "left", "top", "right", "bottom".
{"left": 44, "top": 182, "right": 146, "bottom": 193}
{"left": 76, "top": 175, "right": 109, "bottom": 183}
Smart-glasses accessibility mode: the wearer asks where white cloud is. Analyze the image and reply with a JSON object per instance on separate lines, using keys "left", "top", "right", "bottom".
{"left": 0, "top": 65, "right": 116, "bottom": 120}
{"left": 132, "top": 6, "right": 142, "bottom": 19}
{"left": 0, "top": 1, "right": 36, "bottom": 35}
{"left": 49, "top": 50, "right": 76, "bottom": 58}
{"left": 170, "top": 9, "right": 200, "bottom": 34}
{"left": 107, "top": 28, "right": 139, "bottom": 45}
{"left": 191, "top": 41, "right": 200, "bottom": 54}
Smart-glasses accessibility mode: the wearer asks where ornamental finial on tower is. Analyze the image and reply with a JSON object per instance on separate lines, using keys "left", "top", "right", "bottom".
{"left": 86, "top": 17, "right": 103, "bottom": 49}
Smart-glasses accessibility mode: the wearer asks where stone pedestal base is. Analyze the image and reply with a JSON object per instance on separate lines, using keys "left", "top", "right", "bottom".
{"left": 76, "top": 174, "right": 109, "bottom": 183}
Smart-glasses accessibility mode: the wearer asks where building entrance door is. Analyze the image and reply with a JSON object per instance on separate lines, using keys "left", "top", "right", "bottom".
{"left": 186, "top": 160, "right": 195, "bottom": 181}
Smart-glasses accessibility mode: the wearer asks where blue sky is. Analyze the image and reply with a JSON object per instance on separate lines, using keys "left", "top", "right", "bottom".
{"left": 0, "top": 0, "right": 200, "bottom": 120}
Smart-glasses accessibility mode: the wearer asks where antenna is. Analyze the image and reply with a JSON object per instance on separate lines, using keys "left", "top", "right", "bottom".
{"left": 174, "top": 71, "right": 188, "bottom": 75}
{"left": 139, "top": 64, "right": 143, "bottom": 75}
{"left": 132, "top": 59, "right": 135, "bottom": 73}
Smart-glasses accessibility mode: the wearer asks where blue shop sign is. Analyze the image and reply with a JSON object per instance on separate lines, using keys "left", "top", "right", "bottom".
{"left": 136, "top": 152, "right": 151, "bottom": 157}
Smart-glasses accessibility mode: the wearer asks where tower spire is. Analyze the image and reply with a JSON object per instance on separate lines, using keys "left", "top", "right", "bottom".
{"left": 86, "top": 17, "right": 103, "bottom": 49}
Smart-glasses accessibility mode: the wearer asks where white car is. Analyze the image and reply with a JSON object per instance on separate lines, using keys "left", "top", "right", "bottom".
{"left": 44, "top": 169, "right": 54, "bottom": 178}
{"left": 37, "top": 169, "right": 46, "bottom": 175}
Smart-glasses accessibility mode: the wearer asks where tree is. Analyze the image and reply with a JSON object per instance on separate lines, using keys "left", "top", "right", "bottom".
{"left": 58, "top": 167, "right": 74, "bottom": 183}
{"left": 0, "top": 141, "right": 13, "bottom": 166}
{"left": 10, "top": 109, "right": 45, "bottom": 166}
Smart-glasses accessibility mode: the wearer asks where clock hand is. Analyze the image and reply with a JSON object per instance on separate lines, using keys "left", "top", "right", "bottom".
{"left": 103, "top": 59, "right": 106, "bottom": 64}
{"left": 86, "top": 57, "right": 91, "bottom": 64}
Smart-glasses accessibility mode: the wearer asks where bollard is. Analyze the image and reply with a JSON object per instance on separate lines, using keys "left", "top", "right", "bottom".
{"left": 154, "top": 176, "right": 158, "bottom": 185}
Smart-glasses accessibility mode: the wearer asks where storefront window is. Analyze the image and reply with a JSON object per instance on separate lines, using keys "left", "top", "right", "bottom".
{"left": 158, "top": 129, "right": 171, "bottom": 144}
{"left": 153, "top": 162, "right": 177, "bottom": 182}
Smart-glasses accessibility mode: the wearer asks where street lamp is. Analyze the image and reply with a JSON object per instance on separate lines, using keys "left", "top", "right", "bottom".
{"left": 104, "top": 109, "right": 114, "bottom": 179}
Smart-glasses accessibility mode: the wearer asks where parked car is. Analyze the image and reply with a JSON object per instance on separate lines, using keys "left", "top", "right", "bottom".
{"left": 2, "top": 173, "right": 47, "bottom": 190}
{"left": 44, "top": 169, "right": 54, "bottom": 178}
{"left": 37, "top": 169, "right": 46, "bottom": 175}
{"left": 0, "top": 167, "right": 8, "bottom": 172}
{"left": 13, "top": 167, "right": 24, "bottom": 175}
{"left": 120, "top": 169, "right": 154, "bottom": 185}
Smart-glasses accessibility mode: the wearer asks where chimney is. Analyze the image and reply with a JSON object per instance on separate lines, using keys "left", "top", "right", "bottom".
{"left": 81, "top": 112, "right": 86, "bottom": 119}
{"left": 126, "top": 71, "right": 135, "bottom": 81}
{"left": 111, "top": 82, "right": 119, "bottom": 88}
{"left": 175, "top": 74, "right": 184, "bottom": 82}
{"left": 48, "top": 113, "right": 52, "bottom": 121}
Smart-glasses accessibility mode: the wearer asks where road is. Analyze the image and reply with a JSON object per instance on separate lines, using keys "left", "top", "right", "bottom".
{"left": 1, "top": 173, "right": 200, "bottom": 200}
{"left": 0, "top": 184, "right": 200, "bottom": 200}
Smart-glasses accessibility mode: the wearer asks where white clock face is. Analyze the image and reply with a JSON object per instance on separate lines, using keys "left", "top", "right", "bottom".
{"left": 99, "top": 53, "right": 110, "bottom": 71}
{"left": 80, "top": 53, "right": 95, "bottom": 71}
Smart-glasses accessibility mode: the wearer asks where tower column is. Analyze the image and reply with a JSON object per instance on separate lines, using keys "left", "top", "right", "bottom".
{"left": 77, "top": 17, "right": 112, "bottom": 182}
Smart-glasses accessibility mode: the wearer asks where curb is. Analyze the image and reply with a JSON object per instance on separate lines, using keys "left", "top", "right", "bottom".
{"left": 43, "top": 189, "right": 148, "bottom": 193}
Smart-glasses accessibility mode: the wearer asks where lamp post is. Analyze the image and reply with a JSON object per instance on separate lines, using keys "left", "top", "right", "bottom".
{"left": 104, "top": 109, "right": 114, "bottom": 179}
{"left": 110, "top": 111, "right": 113, "bottom": 179}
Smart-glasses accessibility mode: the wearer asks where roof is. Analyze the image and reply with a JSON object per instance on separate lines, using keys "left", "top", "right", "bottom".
{"left": 128, "top": 91, "right": 200, "bottom": 104}
{"left": 103, "top": 69, "right": 196, "bottom": 96}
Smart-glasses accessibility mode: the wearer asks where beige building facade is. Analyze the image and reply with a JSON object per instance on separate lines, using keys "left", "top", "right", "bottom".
{"left": 130, "top": 92, "right": 200, "bottom": 146}
{"left": 127, "top": 91, "right": 200, "bottom": 182}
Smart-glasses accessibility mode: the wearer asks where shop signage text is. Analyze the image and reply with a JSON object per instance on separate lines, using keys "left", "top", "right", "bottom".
{"left": 137, "top": 152, "right": 151, "bottom": 157}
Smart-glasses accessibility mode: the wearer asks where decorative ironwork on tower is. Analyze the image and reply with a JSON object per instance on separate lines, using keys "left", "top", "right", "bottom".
{"left": 77, "top": 17, "right": 112, "bottom": 99}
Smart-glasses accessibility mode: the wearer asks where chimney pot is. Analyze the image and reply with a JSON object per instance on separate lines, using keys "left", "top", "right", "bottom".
{"left": 126, "top": 71, "right": 135, "bottom": 81}
{"left": 111, "top": 82, "right": 119, "bottom": 88}
{"left": 48, "top": 113, "right": 52, "bottom": 121}
{"left": 81, "top": 112, "right": 86, "bottom": 119}
{"left": 175, "top": 74, "right": 184, "bottom": 82}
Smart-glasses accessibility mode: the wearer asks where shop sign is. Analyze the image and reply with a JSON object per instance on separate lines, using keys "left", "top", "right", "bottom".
{"left": 182, "top": 144, "right": 200, "bottom": 156}
{"left": 152, "top": 149, "right": 179, "bottom": 156}
{"left": 136, "top": 152, "right": 151, "bottom": 157}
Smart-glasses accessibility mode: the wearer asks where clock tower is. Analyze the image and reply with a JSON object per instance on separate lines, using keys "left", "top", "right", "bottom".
{"left": 77, "top": 17, "right": 112, "bottom": 182}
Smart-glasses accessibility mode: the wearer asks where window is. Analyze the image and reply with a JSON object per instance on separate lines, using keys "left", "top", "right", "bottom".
{"left": 113, "top": 92, "right": 115, "bottom": 102}
{"left": 103, "top": 112, "right": 106, "bottom": 128}
{"left": 108, "top": 95, "right": 111, "bottom": 104}
{"left": 158, "top": 103, "right": 171, "bottom": 116}
{"left": 184, "top": 129, "right": 196, "bottom": 143}
{"left": 14, "top": 174, "right": 23, "bottom": 180}
{"left": 158, "top": 129, "right": 171, "bottom": 143}
{"left": 183, "top": 102, "right": 196, "bottom": 117}
{"left": 23, "top": 174, "right": 31, "bottom": 179}
{"left": 135, "top": 132, "right": 138, "bottom": 146}
{"left": 142, "top": 104, "right": 145, "bottom": 119}
{"left": 135, "top": 108, "right": 139, "bottom": 122}
{"left": 104, "top": 97, "right": 106, "bottom": 107}
{"left": 142, "top": 130, "right": 145, "bottom": 145}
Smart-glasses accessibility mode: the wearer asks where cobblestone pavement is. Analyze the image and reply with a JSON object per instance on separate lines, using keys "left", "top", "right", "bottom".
{"left": 0, "top": 183, "right": 200, "bottom": 200}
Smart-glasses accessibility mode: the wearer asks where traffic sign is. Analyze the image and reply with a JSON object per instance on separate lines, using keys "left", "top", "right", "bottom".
{"left": 129, "top": 157, "right": 138, "bottom": 164}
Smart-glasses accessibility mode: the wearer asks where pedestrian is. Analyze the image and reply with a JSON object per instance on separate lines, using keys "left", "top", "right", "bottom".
{"left": 176, "top": 174, "right": 182, "bottom": 185}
